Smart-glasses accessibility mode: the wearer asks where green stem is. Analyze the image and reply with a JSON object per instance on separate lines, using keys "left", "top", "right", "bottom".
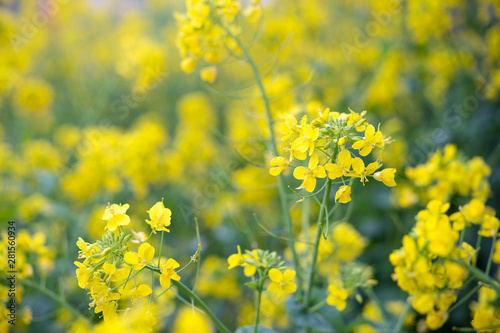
{"left": 308, "top": 298, "right": 327, "bottom": 313}
{"left": 21, "top": 279, "right": 91, "bottom": 325}
{"left": 253, "top": 288, "right": 263, "bottom": 333}
{"left": 447, "top": 283, "right": 482, "bottom": 313}
{"left": 146, "top": 266, "right": 231, "bottom": 333}
{"left": 303, "top": 178, "right": 333, "bottom": 307}
{"left": 485, "top": 233, "right": 497, "bottom": 275}
{"left": 451, "top": 258, "right": 500, "bottom": 294}
{"left": 157, "top": 231, "right": 164, "bottom": 267}
{"left": 228, "top": 29, "right": 303, "bottom": 295}
{"left": 393, "top": 299, "right": 411, "bottom": 333}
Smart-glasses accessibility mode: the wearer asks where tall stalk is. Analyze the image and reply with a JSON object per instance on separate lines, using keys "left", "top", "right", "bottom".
{"left": 224, "top": 28, "right": 303, "bottom": 295}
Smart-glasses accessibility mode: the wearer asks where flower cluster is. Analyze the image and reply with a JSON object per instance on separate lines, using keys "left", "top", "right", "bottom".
{"left": 270, "top": 108, "right": 395, "bottom": 202}
{"left": 74, "top": 201, "right": 181, "bottom": 330}
{"left": 227, "top": 246, "right": 296, "bottom": 296}
{"left": 397, "top": 144, "right": 491, "bottom": 207}
{"left": 175, "top": 0, "right": 252, "bottom": 82}
{"left": 390, "top": 200, "right": 481, "bottom": 330}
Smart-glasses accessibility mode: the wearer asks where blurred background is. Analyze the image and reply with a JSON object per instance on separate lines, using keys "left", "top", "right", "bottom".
{"left": 0, "top": 0, "right": 499, "bottom": 332}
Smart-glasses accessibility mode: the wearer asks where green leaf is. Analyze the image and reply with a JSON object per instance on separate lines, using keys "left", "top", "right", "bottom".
{"left": 286, "top": 298, "right": 336, "bottom": 332}
{"left": 244, "top": 282, "right": 259, "bottom": 290}
{"left": 235, "top": 325, "right": 278, "bottom": 333}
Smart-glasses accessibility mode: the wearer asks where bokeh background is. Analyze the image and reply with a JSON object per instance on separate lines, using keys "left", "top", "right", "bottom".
{"left": 0, "top": 0, "right": 499, "bottom": 332}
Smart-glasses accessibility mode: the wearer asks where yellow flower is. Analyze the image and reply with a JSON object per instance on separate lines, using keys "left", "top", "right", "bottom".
{"left": 335, "top": 185, "right": 351, "bottom": 203}
{"left": 411, "top": 293, "right": 435, "bottom": 314}
{"left": 146, "top": 200, "right": 172, "bottom": 233}
{"left": 351, "top": 157, "right": 378, "bottom": 185}
{"left": 326, "top": 284, "right": 348, "bottom": 311}
{"left": 493, "top": 240, "right": 500, "bottom": 263}
{"left": 181, "top": 58, "right": 196, "bottom": 73}
{"left": 285, "top": 141, "right": 308, "bottom": 162}
{"left": 103, "top": 263, "right": 128, "bottom": 282}
{"left": 124, "top": 243, "right": 155, "bottom": 270}
{"left": 268, "top": 268, "right": 297, "bottom": 295}
{"left": 122, "top": 284, "right": 153, "bottom": 299}
{"left": 374, "top": 168, "right": 397, "bottom": 187}
{"left": 269, "top": 156, "right": 289, "bottom": 176}
{"left": 425, "top": 311, "right": 448, "bottom": 330}
{"left": 278, "top": 115, "right": 301, "bottom": 142}
{"left": 227, "top": 245, "right": 256, "bottom": 276}
{"left": 14, "top": 78, "right": 54, "bottom": 116}
{"left": 293, "top": 124, "right": 320, "bottom": 156}
{"left": 346, "top": 108, "right": 367, "bottom": 131}
{"left": 74, "top": 261, "right": 90, "bottom": 289}
{"left": 324, "top": 149, "right": 352, "bottom": 179}
{"left": 293, "top": 153, "right": 326, "bottom": 192}
{"left": 352, "top": 125, "right": 383, "bottom": 156}
{"left": 174, "top": 306, "right": 213, "bottom": 333}
{"left": 200, "top": 66, "right": 217, "bottom": 83}
{"left": 102, "top": 203, "right": 131, "bottom": 231}
{"left": 472, "top": 309, "right": 495, "bottom": 331}
{"left": 160, "top": 258, "right": 181, "bottom": 288}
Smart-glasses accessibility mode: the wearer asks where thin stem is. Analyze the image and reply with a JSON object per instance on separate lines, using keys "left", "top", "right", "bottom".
{"left": 393, "top": 299, "right": 411, "bottom": 333}
{"left": 21, "top": 279, "right": 91, "bottom": 325}
{"left": 303, "top": 178, "right": 333, "bottom": 307}
{"left": 308, "top": 298, "right": 327, "bottom": 313}
{"left": 474, "top": 235, "right": 482, "bottom": 267}
{"left": 451, "top": 258, "right": 500, "bottom": 294}
{"left": 485, "top": 233, "right": 497, "bottom": 275}
{"left": 253, "top": 288, "right": 263, "bottom": 333}
{"left": 227, "top": 28, "right": 303, "bottom": 295}
{"left": 447, "top": 283, "right": 482, "bottom": 313}
{"left": 157, "top": 231, "right": 164, "bottom": 267}
{"left": 146, "top": 266, "right": 231, "bottom": 333}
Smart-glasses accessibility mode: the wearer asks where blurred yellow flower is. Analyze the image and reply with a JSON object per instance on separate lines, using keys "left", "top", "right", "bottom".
{"left": 268, "top": 268, "right": 297, "bottom": 295}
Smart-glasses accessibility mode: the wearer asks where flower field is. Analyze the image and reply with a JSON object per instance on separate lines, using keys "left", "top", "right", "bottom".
{"left": 1, "top": 0, "right": 500, "bottom": 332}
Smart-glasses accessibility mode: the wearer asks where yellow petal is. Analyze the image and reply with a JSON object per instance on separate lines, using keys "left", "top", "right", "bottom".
{"left": 103, "top": 263, "right": 116, "bottom": 275}
{"left": 360, "top": 146, "right": 372, "bottom": 156}
{"left": 124, "top": 252, "right": 139, "bottom": 265}
{"left": 337, "top": 150, "right": 352, "bottom": 168}
{"left": 283, "top": 269, "right": 296, "bottom": 281}
{"left": 283, "top": 282, "right": 297, "bottom": 294}
{"left": 293, "top": 166, "right": 307, "bottom": 180}
{"left": 366, "top": 162, "right": 379, "bottom": 175}
{"left": 364, "top": 125, "right": 375, "bottom": 140}
{"left": 313, "top": 166, "right": 326, "bottom": 178}
{"left": 166, "top": 258, "right": 180, "bottom": 269}
{"left": 269, "top": 167, "right": 281, "bottom": 176}
{"left": 267, "top": 282, "right": 282, "bottom": 294}
{"left": 352, "top": 157, "right": 365, "bottom": 175}
{"left": 308, "top": 153, "right": 319, "bottom": 169}
{"left": 325, "top": 163, "right": 343, "bottom": 179}
{"left": 268, "top": 268, "right": 283, "bottom": 283}
{"left": 139, "top": 243, "right": 155, "bottom": 262}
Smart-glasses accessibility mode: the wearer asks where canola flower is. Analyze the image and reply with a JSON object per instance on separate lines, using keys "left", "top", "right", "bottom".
{"left": 2, "top": 0, "right": 498, "bottom": 332}
{"left": 73, "top": 201, "right": 184, "bottom": 329}
{"left": 271, "top": 108, "right": 395, "bottom": 201}
{"left": 391, "top": 154, "right": 500, "bottom": 330}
